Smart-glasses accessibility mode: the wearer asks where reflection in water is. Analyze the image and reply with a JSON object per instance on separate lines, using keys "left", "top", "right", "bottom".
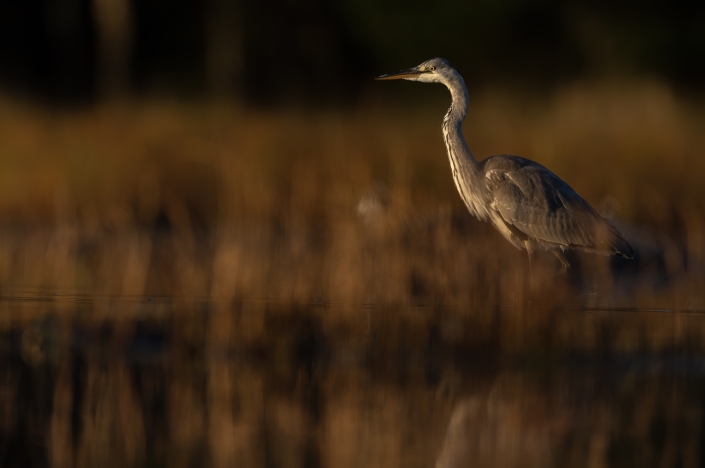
{"left": 1, "top": 301, "right": 704, "bottom": 467}
{"left": 436, "top": 372, "right": 702, "bottom": 468}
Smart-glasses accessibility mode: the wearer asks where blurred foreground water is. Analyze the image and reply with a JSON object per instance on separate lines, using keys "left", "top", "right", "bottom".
{"left": 2, "top": 295, "right": 705, "bottom": 468}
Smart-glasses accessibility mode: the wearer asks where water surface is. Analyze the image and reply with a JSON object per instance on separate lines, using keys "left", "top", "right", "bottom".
{"left": 1, "top": 295, "right": 703, "bottom": 468}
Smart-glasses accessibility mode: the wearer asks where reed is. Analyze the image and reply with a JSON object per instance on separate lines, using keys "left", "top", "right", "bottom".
{"left": 0, "top": 81, "right": 703, "bottom": 341}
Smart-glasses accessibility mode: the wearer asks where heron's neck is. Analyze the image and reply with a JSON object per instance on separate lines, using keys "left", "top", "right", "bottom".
{"left": 442, "top": 76, "right": 479, "bottom": 172}
{"left": 441, "top": 75, "right": 487, "bottom": 219}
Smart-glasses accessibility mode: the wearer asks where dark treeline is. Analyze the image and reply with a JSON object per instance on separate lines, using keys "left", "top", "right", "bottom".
{"left": 0, "top": 0, "right": 703, "bottom": 104}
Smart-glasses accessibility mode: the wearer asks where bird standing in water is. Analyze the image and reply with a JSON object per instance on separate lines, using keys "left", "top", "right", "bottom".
{"left": 376, "top": 58, "right": 633, "bottom": 275}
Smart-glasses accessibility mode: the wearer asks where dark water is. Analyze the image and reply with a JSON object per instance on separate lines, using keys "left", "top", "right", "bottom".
{"left": 1, "top": 297, "right": 704, "bottom": 468}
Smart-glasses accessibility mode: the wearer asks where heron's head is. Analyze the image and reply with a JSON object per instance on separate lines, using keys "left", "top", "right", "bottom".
{"left": 375, "top": 58, "right": 458, "bottom": 84}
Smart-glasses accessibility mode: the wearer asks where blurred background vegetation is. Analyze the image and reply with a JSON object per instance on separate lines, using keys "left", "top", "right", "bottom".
{"left": 3, "top": 2, "right": 705, "bottom": 468}
{"left": 0, "top": 0, "right": 700, "bottom": 313}
{"left": 1, "top": 0, "right": 704, "bottom": 104}
{"left": 0, "top": 0, "right": 701, "bottom": 306}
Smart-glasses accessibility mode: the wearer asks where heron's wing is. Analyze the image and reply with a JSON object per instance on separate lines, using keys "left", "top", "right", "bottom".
{"left": 485, "top": 158, "right": 622, "bottom": 253}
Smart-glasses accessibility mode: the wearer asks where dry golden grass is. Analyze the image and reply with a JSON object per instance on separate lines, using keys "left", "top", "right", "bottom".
{"left": 0, "top": 81, "right": 704, "bottom": 350}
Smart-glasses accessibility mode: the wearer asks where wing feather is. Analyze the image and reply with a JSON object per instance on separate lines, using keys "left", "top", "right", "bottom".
{"left": 484, "top": 156, "right": 632, "bottom": 257}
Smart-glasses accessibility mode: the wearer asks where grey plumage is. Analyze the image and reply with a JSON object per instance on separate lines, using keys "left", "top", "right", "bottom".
{"left": 376, "top": 58, "right": 633, "bottom": 274}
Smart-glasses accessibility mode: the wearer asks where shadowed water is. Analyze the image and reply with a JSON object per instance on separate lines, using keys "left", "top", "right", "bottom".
{"left": 2, "top": 296, "right": 705, "bottom": 468}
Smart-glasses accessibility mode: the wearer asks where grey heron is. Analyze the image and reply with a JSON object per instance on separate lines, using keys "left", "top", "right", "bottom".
{"left": 376, "top": 58, "right": 633, "bottom": 275}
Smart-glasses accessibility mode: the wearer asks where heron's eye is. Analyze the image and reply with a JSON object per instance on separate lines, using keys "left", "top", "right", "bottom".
{"left": 430, "top": 66, "right": 436, "bottom": 71}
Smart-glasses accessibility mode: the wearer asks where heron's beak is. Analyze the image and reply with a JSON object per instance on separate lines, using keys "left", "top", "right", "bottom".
{"left": 375, "top": 67, "right": 427, "bottom": 80}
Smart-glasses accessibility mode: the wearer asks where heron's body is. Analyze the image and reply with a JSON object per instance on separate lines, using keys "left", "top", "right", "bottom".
{"left": 377, "top": 58, "right": 633, "bottom": 273}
